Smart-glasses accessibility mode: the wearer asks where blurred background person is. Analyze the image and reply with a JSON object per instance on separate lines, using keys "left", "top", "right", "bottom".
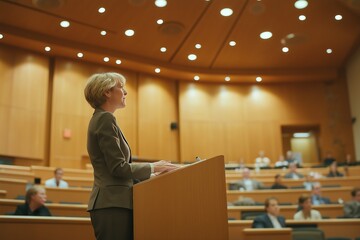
{"left": 326, "top": 161, "right": 344, "bottom": 177}
{"left": 45, "top": 167, "right": 69, "bottom": 188}
{"left": 343, "top": 187, "right": 360, "bottom": 218}
{"left": 252, "top": 197, "right": 286, "bottom": 228}
{"left": 254, "top": 150, "right": 271, "bottom": 168}
{"left": 294, "top": 194, "right": 322, "bottom": 220}
{"left": 232, "top": 168, "right": 263, "bottom": 191}
{"left": 14, "top": 186, "right": 51, "bottom": 216}
{"left": 271, "top": 174, "right": 288, "bottom": 189}
{"left": 311, "top": 182, "right": 331, "bottom": 205}
{"left": 284, "top": 162, "right": 304, "bottom": 179}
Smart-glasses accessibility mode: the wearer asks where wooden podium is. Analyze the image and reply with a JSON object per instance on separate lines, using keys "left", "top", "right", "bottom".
{"left": 133, "top": 155, "right": 229, "bottom": 240}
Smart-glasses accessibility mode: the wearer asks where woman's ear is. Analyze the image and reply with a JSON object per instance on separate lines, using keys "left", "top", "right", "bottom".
{"left": 104, "top": 89, "right": 111, "bottom": 98}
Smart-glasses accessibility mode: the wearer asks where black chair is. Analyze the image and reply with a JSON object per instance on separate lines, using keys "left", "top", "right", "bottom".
{"left": 326, "top": 238, "right": 352, "bottom": 240}
{"left": 241, "top": 211, "right": 264, "bottom": 220}
{"left": 292, "top": 227, "right": 324, "bottom": 240}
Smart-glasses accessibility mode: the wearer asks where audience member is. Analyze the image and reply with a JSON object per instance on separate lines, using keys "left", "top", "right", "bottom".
{"left": 284, "top": 162, "right": 304, "bottom": 179}
{"left": 294, "top": 194, "right": 322, "bottom": 220}
{"left": 303, "top": 174, "right": 314, "bottom": 190}
{"left": 274, "top": 155, "right": 288, "bottom": 168}
{"left": 343, "top": 187, "right": 360, "bottom": 218}
{"left": 285, "top": 150, "right": 296, "bottom": 165}
{"left": 326, "top": 161, "right": 344, "bottom": 177}
{"left": 271, "top": 174, "right": 288, "bottom": 189}
{"left": 311, "top": 182, "right": 331, "bottom": 205}
{"left": 254, "top": 150, "right": 271, "bottom": 168}
{"left": 45, "top": 168, "right": 69, "bottom": 188}
{"left": 232, "top": 168, "right": 263, "bottom": 191}
{"left": 252, "top": 197, "right": 286, "bottom": 228}
{"left": 14, "top": 186, "right": 51, "bottom": 216}
{"left": 323, "top": 151, "right": 336, "bottom": 166}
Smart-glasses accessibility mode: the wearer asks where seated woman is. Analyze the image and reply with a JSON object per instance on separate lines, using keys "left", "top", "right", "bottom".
{"left": 294, "top": 194, "right": 322, "bottom": 220}
{"left": 327, "top": 161, "right": 344, "bottom": 177}
{"left": 14, "top": 185, "right": 51, "bottom": 216}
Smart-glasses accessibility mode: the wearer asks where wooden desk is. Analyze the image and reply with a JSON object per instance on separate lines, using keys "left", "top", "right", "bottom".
{"left": 243, "top": 228, "right": 292, "bottom": 240}
{"left": 0, "top": 164, "right": 31, "bottom": 173}
{"left": 0, "top": 170, "right": 35, "bottom": 182}
{"left": 0, "top": 178, "right": 27, "bottom": 198}
{"left": 227, "top": 187, "right": 353, "bottom": 204}
{"left": 63, "top": 176, "right": 93, "bottom": 188}
{"left": 228, "top": 219, "right": 360, "bottom": 240}
{"left": 45, "top": 187, "right": 91, "bottom": 204}
{"left": 0, "top": 199, "right": 88, "bottom": 217}
{"left": 0, "top": 190, "right": 6, "bottom": 198}
{"left": 31, "top": 166, "right": 93, "bottom": 180}
{"left": 227, "top": 204, "right": 344, "bottom": 220}
{"left": 0, "top": 216, "right": 94, "bottom": 240}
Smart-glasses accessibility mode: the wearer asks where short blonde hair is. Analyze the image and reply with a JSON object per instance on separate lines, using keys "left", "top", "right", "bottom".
{"left": 25, "top": 186, "right": 45, "bottom": 204}
{"left": 84, "top": 72, "right": 126, "bottom": 109}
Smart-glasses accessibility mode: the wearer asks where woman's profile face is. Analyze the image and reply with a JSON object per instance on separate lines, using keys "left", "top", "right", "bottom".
{"left": 31, "top": 188, "right": 47, "bottom": 205}
{"left": 106, "top": 79, "right": 127, "bottom": 109}
{"left": 302, "top": 198, "right": 312, "bottom": 211}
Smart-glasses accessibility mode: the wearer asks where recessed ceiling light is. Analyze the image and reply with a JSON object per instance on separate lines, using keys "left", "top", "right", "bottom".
{"left": 44, "top": 46, "right": 51, "bottom": 52}
{"left": 155, "top": 68, "right": 161, "bottom": 73}
{"left": 101, "top": 30, "right": 107, "bottom": 36}
{"left": 195, "top": 44, "right": 202, "bottom": 49}
{"left": 103, "top": 57, "right": 110, "bottom": 62}
{"left": 60, "top": 20, "right": 70, "bottom": 28}
{"left": 256, "top": 77, "right": 262, "bottom": 82}
{"left": 299, "top": 15, "right": 306, "bottom": 21}
{"left": 229, "top": 41, "right": 236, "bottom": 46}
{"left": 77, "top": 52, "right": 83, "bottom": 58}
{"left": 0, "top": 34, "right": 3, "bottom": 39}
{"left": 155, "top": 0, "right": 167, "bottom": 7}
{"left": 220, "top": 8, "right": 233, "bottom": 17}
{"left": 157, "top": 19, "right": 164, "bottom": 24}
{"left": 98, "top": 7, "right": 106, "bottom": 13}
{"left": 294, "top": 0, "right": 308, "bottom": 9}
{"left": 125, "top": 29, "right": 135, "bottom": 37}
{"left": 260, "top": 31, "right": 272, "bottom": 39}
{"left": 282, "top": 47, "right": 289, "bottom": 53}
{"left": 225, "top": 76, "right": 231, "bottom": 81}
{"left": 335, "top": 15, "right": 342, "bottom": 21}
{"left": 160, "top": 47, "right": 167, "bottom": 52}
{"left": 326, "top": 49, "right": 332, "bottom": 54}
{"left": 116, "top": 59, "right": 122, "bottom": 64}
{"left": 188, "top": 54, "right": 197, "bottom": 61}
{"left": 194, "top": 76, "right": 200, "bottom": 81}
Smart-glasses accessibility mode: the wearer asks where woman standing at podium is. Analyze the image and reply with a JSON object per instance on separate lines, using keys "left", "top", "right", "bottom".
{"left": 84, "top": 72, "right": 178, "bottom": 240}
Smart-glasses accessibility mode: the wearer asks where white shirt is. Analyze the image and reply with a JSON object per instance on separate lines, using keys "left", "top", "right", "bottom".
{"left": 267, "top": 214, "right": 282, "bottom": 228}
{"left": 255, "top": 157, "right": 271, "bottom": 167}
{"left": 45, "top": 178, "right": 69, "bottom": 188}
{"left": 294, "top": 209, "right": 322, "bottom": 220}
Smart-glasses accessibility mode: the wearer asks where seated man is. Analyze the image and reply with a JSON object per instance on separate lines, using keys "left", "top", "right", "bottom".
{"left": 327, "top": 161, "right": 344, "bottom": 177}
{"left": 343, "top": 187, "right": 360, "bottom": 218}
{"left": 14, "top": 186, "right": 51, "bottom": 216}
{"left": 232, "top": 168, "right": 263, "bottom": 191}
{"left": 271, "top": 174, "right": 288, "bottom": 189}
{"left": 284, "top": 162, "right": 304, "bottom": 179}
{"left": 254, "top": 150, "right": 271, "bottom": 168}
{"left": 311, "top": 182, "right": 331, "bottom": 205}
{"left": 252, "top": 197, "right": 286, "bottom": 228}
{"left": 45, "top": 167, "right": 69, "bottom": 188}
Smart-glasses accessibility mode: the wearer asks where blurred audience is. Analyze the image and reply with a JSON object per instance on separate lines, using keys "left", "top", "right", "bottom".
{"left": 294, "top": 194, "right": 322, "bottom": 220}
{"left": 326, "top": 161, "right": 344, "bottom": 177}
{"left": 14, "top": 186, "right": 51, "bottom": 216}
{"left": 252, "top": 197, "right": 286, "bottom": 228}
{"left": 45, "top": 168, "right": 69, "bottom": 188}
{"left": 323, "top": 151, "right": 336, "bottom": 166}
{"left": 274, "top": 155, "right": 288, "bottom": 168}
{"left": 271, "top": 174, "right": 288, "bottom": 189}
{"left": 311, "top": 182, "right": 331, "bottom": 205}
{"left": 343, "top": 187, "right": 360, "bottom": 218}
{"left": 284, "top": 162, "right": 304, "bottom": 179}
{"left": 232, "top": 168, "right": 263, "bottom": 191}
{"left": 254, "top": 150, "right": 271, "bottom": 168}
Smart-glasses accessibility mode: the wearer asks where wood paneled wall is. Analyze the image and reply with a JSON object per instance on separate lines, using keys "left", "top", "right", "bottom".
{"left": 0, "top": 44, "right": 355, "bottom": 167}
{"left": 179, "top": 81, "right": 354, "bottom": 163}
{"left": 0, "top": 46, "right": 49, "bottom": 160}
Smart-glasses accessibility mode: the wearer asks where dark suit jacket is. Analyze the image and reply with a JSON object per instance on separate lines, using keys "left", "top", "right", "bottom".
{"left": 14, "top": 203, "right": 51, "bottom": 216}
{"left": 252, "top": 214, "right": 286, "bottom": 228}
{"left": 87, "top": 108, "right": 151, "bottom": 211}
{"left": 344, "top": 201, "right": 360, "bottom": 218}
{"left": 311, "top": 194, "right": 331, "bottom": 205}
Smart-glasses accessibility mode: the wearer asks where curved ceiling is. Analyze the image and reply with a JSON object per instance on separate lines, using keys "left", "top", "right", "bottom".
{"left": 0, "top": 0, "right": 359, "bottom": 83}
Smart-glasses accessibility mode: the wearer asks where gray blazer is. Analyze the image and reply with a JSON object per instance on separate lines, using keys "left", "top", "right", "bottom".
{"left": 87, "top": 108, "right": 151, "bottom": 211}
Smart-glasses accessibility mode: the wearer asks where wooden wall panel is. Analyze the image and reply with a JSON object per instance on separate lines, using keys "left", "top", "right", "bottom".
{"left": 179, "top": 81, "right": 354, "bottom": 164}
{"left": 0, "top": 45, "right": 48, "bottom": 160}
{"left": 137, "top": 74, "right": 179, "bottom": 161}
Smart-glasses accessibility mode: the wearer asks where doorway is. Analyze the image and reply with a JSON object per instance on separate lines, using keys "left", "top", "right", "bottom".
{"left": 281, "top": 125, "right": 320, "bottom": 165}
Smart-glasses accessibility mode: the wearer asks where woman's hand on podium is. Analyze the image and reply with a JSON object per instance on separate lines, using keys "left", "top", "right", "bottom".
{"left": 153, "top": 160, "right": 180, "bottom": 176}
